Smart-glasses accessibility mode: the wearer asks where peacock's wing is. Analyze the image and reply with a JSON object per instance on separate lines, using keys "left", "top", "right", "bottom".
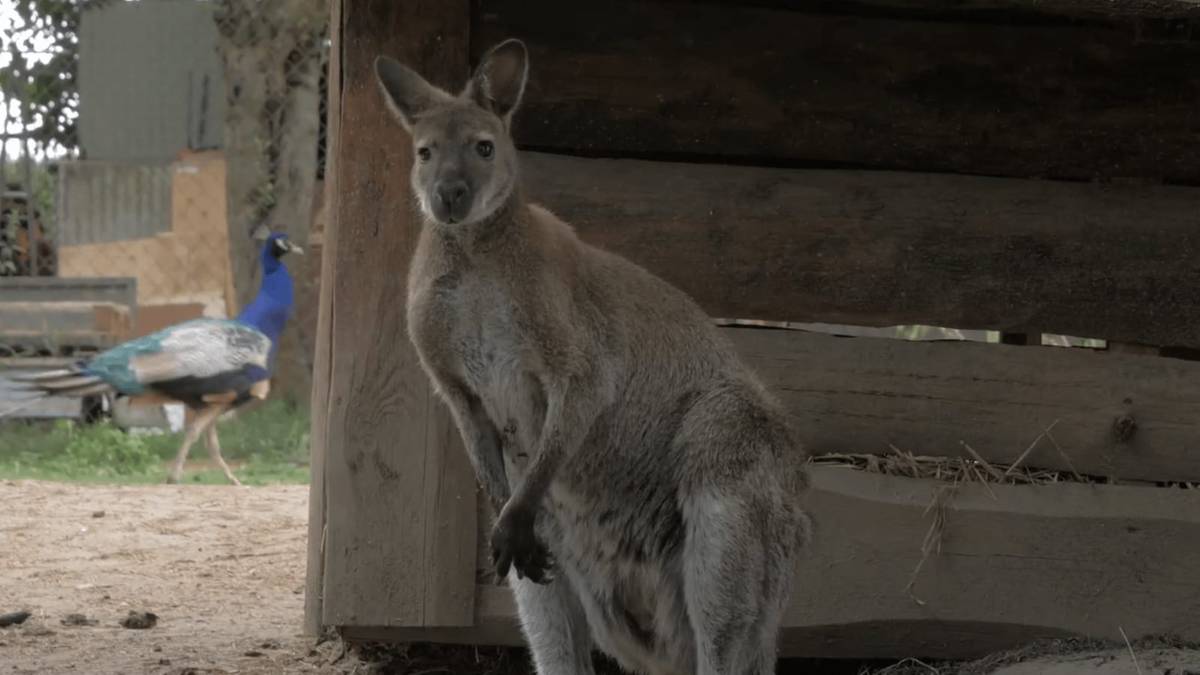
{"left": 86, "top": 319, "right": 272, "bottom": 395}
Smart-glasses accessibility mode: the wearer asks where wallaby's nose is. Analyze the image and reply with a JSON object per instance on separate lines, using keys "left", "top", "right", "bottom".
{"left": 436, "top": 181, "right": 469, "bottom": 212}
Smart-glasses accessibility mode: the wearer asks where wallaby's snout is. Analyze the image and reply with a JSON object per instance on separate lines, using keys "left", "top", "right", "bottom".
{"left": 434, "top": 178, "right": 472, "bottom": 223}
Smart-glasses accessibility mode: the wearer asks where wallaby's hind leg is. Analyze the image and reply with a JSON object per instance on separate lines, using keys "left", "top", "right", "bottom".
{"left": 204, "top": 421, "right": 241, "bottom": 486}
{"left": 683, "top": 486, "right": 795, "bottom": 675}
{"left": 511, "top": 572, "right": 596, "bottom": 675}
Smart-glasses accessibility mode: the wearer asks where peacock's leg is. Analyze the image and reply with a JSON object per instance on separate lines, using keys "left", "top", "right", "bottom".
{"left": 166, "top": 404, "right": 225, "bottom": 484}
{"left": 204, "top": 421, "right": 242, "bottom": 486}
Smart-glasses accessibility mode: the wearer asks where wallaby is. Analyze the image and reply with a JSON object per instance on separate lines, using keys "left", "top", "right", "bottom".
{"left": 374, "top": 39, "right": 811, "bottom": 675}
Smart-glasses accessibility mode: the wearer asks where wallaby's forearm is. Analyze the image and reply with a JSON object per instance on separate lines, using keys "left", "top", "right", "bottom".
{"left": 504, "top": 379, "right": 599, "bottom": 517}
{"left": 440, "top": 382, "right": 511, "bottom": 513}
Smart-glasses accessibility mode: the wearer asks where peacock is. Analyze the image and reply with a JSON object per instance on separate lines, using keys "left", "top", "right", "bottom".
{"left": 5, "top": 225, "right": 302, "bottom": 485}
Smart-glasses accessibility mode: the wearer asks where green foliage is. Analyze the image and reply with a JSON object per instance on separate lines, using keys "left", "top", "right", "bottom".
{"left": 0, "top": 399, "right": 310, "bottom": 485}
{"left": 2, "top": 0, "right": 113, "bottom": 154}
{"left": 53, "top": 419, "right": 158, "bottom": 475}
{"left": 2, "top": 160, "right": 56, "bottom": 225}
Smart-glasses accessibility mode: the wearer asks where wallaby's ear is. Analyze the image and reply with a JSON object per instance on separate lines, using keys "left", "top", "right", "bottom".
{"left": 374, "top": 55, "right": 453, "bottom": 131}
{"left": 466, "top": 38, "right": 529, "bottom": 126}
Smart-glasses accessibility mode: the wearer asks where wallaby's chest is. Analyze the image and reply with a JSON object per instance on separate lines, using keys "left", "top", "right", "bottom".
{"left": 412, "top": 262, "right": 536, "bottom": 397}
{"left": 413, "top": 264, "right": 547, "bottom": 466}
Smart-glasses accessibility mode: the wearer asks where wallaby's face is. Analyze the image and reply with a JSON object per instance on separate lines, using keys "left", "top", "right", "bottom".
{"left": 374, "top": 40, "right": 529, "bottom": 226}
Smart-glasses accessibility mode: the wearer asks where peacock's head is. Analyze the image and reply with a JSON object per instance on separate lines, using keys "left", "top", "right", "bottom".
{"left": 252, "top": 225, "right": 304, "bottom": 263}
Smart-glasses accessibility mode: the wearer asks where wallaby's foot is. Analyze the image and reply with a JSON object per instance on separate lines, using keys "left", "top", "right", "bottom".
{"left": 165, "top": 473, "right": 181, "bottom": 484}
{"left": 227, "top": 475, "right": 243, "bottom": 487}
{"left": 491, "top": 505, "right": 556, "bottom": 584}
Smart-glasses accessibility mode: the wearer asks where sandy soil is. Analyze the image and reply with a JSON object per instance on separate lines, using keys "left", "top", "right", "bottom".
{"left": 3, "top": 479, "right": 1197, "bottom": 675}
{"left": 0, "top": 479, "right": 330, "bottom": 674}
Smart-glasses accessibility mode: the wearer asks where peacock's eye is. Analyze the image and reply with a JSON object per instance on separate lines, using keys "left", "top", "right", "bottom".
{"left": 476, "top": 140, "right": 494, "bottom": 159}
{"left": 417, "top": 147, "right": 432, "bottom": 162}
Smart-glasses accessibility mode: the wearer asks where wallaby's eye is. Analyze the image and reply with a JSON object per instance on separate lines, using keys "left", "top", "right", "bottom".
{"left": 417, "top": 147, "right": 432, "bottom": 162}
{"left": 476, "top": 140, "right": 494, "bottom": 159}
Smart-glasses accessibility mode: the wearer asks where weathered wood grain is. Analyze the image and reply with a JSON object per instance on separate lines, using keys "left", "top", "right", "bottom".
{"left": 344, "top": 466, "right": 1200, "bottom": 659}
{"left": 421, "top": 396, "right": 478, "bottom": 625}
{"left": 475, "top": 0, "right": 1200, "bottom": 183}
{"left": 319, "top": 0, "right": 477, "bottom": 629}
{"left": 520, "top": 152, "right": 1200, "bottom": 349}
{"left": 303, "top": 0, "right": 342, "bottom": 637}
{"left": 781, "top": 466, "right": 1200, "bottom": 658}
{"left": 730, "top": 326, "right": 1200, "bottom": 482}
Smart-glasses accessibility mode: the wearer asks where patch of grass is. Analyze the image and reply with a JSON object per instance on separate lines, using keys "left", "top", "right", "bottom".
{"left": 0, "top": 399, "right": 310, "bottom": 485}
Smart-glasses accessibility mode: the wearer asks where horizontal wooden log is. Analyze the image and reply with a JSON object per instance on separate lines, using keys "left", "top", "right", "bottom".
{"left": 342, "top": 466, "right": 1200, "bottom": 659}
{"left": 0, "top": 395, "right": 82, "bottom": 419}
{"left": 520, "top": 152, "right": 1200, "bottom": 349}
{"left": 729, "top": 326, "right": 1200, "bottom": 482}
{"left": 476, "top": 0, "right": 1200, "bottom": 183}
{"left": 462, "top": 325, "right": 1200, "bottom": 577}
{"left": 787, "top": 467, "right": 1200, "bottom": 658}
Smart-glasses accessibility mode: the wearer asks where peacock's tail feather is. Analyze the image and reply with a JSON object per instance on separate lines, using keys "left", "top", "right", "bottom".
{"left": 9, "top": 368, "right": 80, "bottom": 382}
{"left": 8, "top": 369, "right": 114, "bottom": 398}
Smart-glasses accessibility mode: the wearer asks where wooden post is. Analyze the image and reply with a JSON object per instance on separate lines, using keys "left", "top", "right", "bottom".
{"left": 307, "top": 0, "right": 477, "bottom": 631}
{"left": 303, "top": 0, "right": 342, "bottom": 638}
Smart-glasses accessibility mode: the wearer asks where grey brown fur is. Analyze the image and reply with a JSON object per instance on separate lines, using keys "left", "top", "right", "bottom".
{"left": 375, "top": 39, "right": 810, "bottom": 675}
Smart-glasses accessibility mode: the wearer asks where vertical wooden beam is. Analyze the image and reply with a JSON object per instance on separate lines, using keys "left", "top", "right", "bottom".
{"left": 304, "top": 0, "right": 343, "bottom": 637}
{"left": 318, "top": 0, "right": 477, "bottom": 629}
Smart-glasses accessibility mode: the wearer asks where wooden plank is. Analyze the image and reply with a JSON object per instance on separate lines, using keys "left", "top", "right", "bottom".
{"left": 304, "top": 0, "right": 343, "bottom": 638}
{"left": 0, "top": 301, "right": 130, "bottom": 333}
{"left": 341, "top": 584, "right": 524, "bottom": 648}
{"left": 320, "top": 0, "right": 477, "bottom": 629}
{"left": 730, "top": 326, "right": 1200, "bottom": 482}
{"left": 781, "top": 466, "right": 1200, "bottom": 658}
{"left": 343, "top": 466, "right": 1200, "bottom": 659}
{"left": 520, "top": 152, "right": 1200, "bottom": 349}
{"left": 420, "top": 399, "right": 478, "bottom": 624}
{"left": 475, "top": 0, "right": 1200, "bottom": 183}
{"left": 0, "top": 396, "right": 82, "bottom": 420}
{"left": 0, "top": 277, "right": 137, "bottom": 311}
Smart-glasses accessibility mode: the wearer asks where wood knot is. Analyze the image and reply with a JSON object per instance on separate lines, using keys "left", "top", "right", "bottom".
{"left": 1112, "top": 414, "right": 1137, "bottom": 443}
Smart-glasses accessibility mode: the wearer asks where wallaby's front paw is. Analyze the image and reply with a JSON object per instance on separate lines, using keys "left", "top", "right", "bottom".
{"left": 491, "top": 505, "right": 555, "bottom": 584}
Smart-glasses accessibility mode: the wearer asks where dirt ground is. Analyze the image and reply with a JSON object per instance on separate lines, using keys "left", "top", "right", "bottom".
{"left": 0, "top": 479, "right": 330, "bottom": 674}
{"left": 3, "top": 479, "right": 1198, "bottom": 675}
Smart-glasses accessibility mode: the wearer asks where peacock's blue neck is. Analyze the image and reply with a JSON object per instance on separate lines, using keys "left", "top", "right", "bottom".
{"left": 235, "top": 246, "right": 294, "bottom": 353}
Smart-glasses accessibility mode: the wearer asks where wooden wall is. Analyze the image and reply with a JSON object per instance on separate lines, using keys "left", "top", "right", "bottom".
{"left": 57, "top": 150, "right": 234, "bottom": 318}
{"left": 309, "top": 0, "right": 1200, "bottom": 659}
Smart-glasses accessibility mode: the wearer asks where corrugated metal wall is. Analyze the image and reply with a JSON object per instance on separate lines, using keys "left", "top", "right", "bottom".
{"left": 57, "top": 161, "right": 173, "bottom": 245}
{"left": 78, "top": 0, "right": 225, "bottom": 161}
